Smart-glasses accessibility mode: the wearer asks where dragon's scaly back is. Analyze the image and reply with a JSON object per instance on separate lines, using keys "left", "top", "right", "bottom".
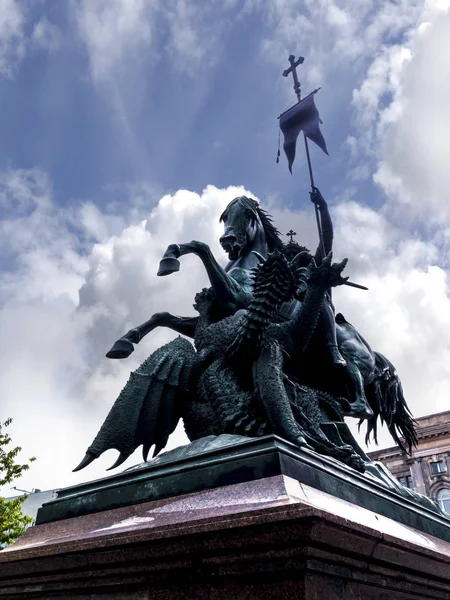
{"left": 226, "top": 249, "right": 308, "bottom": 360}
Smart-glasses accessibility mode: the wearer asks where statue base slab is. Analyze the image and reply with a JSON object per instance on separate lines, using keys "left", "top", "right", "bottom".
{"left": 1, "top": 471, "right": 450, "bottom": 599}
{"left": 34, "top": 434, "right": 450, "bottom": 542}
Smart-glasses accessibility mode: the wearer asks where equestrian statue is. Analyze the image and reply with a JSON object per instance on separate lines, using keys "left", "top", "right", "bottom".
{"left": 72, "top": 53, "right": 450, "bottom": 519}
{"left": 74, "top": 188, "right": 416, "bottom": 477}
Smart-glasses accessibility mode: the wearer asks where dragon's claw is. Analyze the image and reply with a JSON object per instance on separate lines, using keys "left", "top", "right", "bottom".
{"left": 308, "top": 252, "right": 349, "bottom": 287}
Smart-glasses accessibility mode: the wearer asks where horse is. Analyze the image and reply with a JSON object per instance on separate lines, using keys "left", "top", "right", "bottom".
{"left": 105, "top": 195, "right": 416, "bottom": 451}
{"left": 106, "top": 196, "right": 282, "bottom": 358}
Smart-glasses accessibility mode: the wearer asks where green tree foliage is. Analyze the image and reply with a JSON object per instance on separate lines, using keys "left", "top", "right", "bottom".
{"left": 0, "top": 418, "right": 36, "bottom": 547}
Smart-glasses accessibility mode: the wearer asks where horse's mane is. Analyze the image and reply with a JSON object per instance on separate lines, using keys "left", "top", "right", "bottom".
{"left": 220, "top": 196, "right": 283, "bottom": 252}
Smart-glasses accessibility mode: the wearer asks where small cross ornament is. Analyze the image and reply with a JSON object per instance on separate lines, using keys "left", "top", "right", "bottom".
{"left": 286, "top": 230, "right": 297, "bottom": 243}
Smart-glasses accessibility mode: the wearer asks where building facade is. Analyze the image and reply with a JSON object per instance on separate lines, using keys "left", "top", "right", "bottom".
{"left": 6, "top": 490, "right": 57, "bottom": 523}
{"left": 367, "top": 409, "right": 450, "bottom": 515}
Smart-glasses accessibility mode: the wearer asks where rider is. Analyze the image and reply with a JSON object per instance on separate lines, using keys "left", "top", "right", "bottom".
{"left": 288, "top": 187, "right": 374, "bottom": 418}
{"left": 306, "top": 187, "right": 347, "bottom": 369}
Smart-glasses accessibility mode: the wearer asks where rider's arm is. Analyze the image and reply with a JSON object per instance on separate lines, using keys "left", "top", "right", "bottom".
{"left": 311, "top": 187, "right": 333, "bottom": 261}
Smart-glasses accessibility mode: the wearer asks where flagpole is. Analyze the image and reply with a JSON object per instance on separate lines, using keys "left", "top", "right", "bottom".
{"left": 281, "top": 54, "right": 326, "bottom": 259}
{"left": 280, "top": 55, "right": 368, "bottom": 292}
{"left": 303, "top": 133, "right": 326, "bottom": 258}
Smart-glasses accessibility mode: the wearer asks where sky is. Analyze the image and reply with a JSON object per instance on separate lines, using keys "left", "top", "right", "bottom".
{"left": 1, "top": 0, "right": 450, "bottom": 494}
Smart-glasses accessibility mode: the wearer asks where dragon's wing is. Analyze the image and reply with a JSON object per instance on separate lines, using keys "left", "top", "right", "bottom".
{"left": 73, "top": 336, "right": 196, "bottom": 472}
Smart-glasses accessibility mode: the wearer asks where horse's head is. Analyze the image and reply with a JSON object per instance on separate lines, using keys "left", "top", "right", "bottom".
{"left": 219, "top": 196, "right": 261, "bottom": 260}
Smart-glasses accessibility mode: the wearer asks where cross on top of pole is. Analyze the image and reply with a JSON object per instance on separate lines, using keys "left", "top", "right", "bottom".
{"left": 282, "top": 55, "right": 304, "bottom": 102}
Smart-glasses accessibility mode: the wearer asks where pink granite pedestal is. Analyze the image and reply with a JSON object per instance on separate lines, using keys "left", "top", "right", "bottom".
{"left": 1, "top": 475, "right": 450, "bottom": 599}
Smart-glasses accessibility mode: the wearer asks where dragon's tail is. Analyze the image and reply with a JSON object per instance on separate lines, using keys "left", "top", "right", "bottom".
{"left": 361, "top": 351, "right": 417, "bottom": 454}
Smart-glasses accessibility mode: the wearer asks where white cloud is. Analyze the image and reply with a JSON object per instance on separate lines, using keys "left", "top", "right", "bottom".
{"left": 372, "top": 6, "right": 450, "bottom": 225}
{"left": 351, "top": 44, "right": 413, "bottom": 159}
{"left": 335, "top": 0, "right": 450, "bottom": 231}
{"left": 70, "top": 0, "right": 230, "bottom": 179}
{"left": 0, "top": 1, "right": 60, "bottom": 77}
{"left": 31, "top": 17, "right": 61, "bottom": 53}
{"left": 76, "top": 185, "right": 253, "bottom": 361}
{"left": 72, "top": 0, "right": 235, "bottom": 83}
{"left": 164, "top": 0, "right": 213, "bottom": 74}
{"left": 71, "top": 0, "right": 154, "bottom": 84}
{"left": 0, "top": 0, "right": 26, "bottom": 77}
{"left": 0, "top": 171, "right": 255, "bottom": 493}
{"left": 0, "top": 169, "right": 92, "bottom": 494}
{"left": 256, "top": 0, "right": 423, "bottom": 105}
{"left": 331, "top": 201, "right": 450, "bottom": 449}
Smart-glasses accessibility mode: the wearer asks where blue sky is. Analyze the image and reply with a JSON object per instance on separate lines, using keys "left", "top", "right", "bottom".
{"left": 2, "top": 0, "right": 450, "bottom": 492}
{"left": 0, "top": 0, "right": 388, "bottom": 208}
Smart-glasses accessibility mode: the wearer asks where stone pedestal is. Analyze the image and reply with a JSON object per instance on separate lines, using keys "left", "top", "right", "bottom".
{"left": 1, "top": 436, "right": 450, "bottom": 599}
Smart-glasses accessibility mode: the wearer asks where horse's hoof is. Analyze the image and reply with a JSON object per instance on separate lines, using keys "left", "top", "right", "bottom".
{"left": 157, "top": 257, "right": 180, "bottom": 276}
{"left": 106, "top": 339, "right": 135, "bottom": 359}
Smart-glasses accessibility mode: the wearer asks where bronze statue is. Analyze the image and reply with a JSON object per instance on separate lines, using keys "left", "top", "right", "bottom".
{"left": 68, "top": 52, "right": 450, "bottom": 523}
{"left": 74, "top": 189, "right": 416, "bottom": 475}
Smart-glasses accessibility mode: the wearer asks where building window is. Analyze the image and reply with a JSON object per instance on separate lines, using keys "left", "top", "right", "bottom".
{"left": 398, "top": 475, "right": 414, "bottom": 490}
{"left": 437, "top": 488, "right": 450, "bottom": 514}
{"left": 430, "top": 460, "right": 446, "bottom": 475}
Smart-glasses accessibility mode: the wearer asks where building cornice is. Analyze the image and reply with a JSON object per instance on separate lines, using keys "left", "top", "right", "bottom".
{"left": 368, "top": 422, "right": 450, "bottom": 461}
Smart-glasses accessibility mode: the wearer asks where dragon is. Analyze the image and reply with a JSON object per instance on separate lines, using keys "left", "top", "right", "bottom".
{"left": 75, "top": 249, "right": 365, "bottom": 474}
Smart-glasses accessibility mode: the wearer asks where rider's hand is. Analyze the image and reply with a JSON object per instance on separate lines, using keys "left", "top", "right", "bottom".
{"left": 310, "top": 186, "right": 327, "bottom": 209}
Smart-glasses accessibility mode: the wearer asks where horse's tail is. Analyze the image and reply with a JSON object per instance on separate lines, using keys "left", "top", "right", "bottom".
{"left": 361, "top": 352, "right": 418, "bottom": 454}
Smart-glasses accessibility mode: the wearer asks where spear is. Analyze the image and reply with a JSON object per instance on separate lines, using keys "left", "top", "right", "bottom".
{"left": 282, "top": 55, "right": 326, "bottom": 256}
{"left": 280, "top": 55, "right": 368, "bottom": 292}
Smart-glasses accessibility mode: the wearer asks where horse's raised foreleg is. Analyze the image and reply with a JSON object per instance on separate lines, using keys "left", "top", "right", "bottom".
{"left": 106, "top": 312, "right": 198, "bottom": 359}
{"left": 158, "top": 241, "right": 245, "bottom": 314}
